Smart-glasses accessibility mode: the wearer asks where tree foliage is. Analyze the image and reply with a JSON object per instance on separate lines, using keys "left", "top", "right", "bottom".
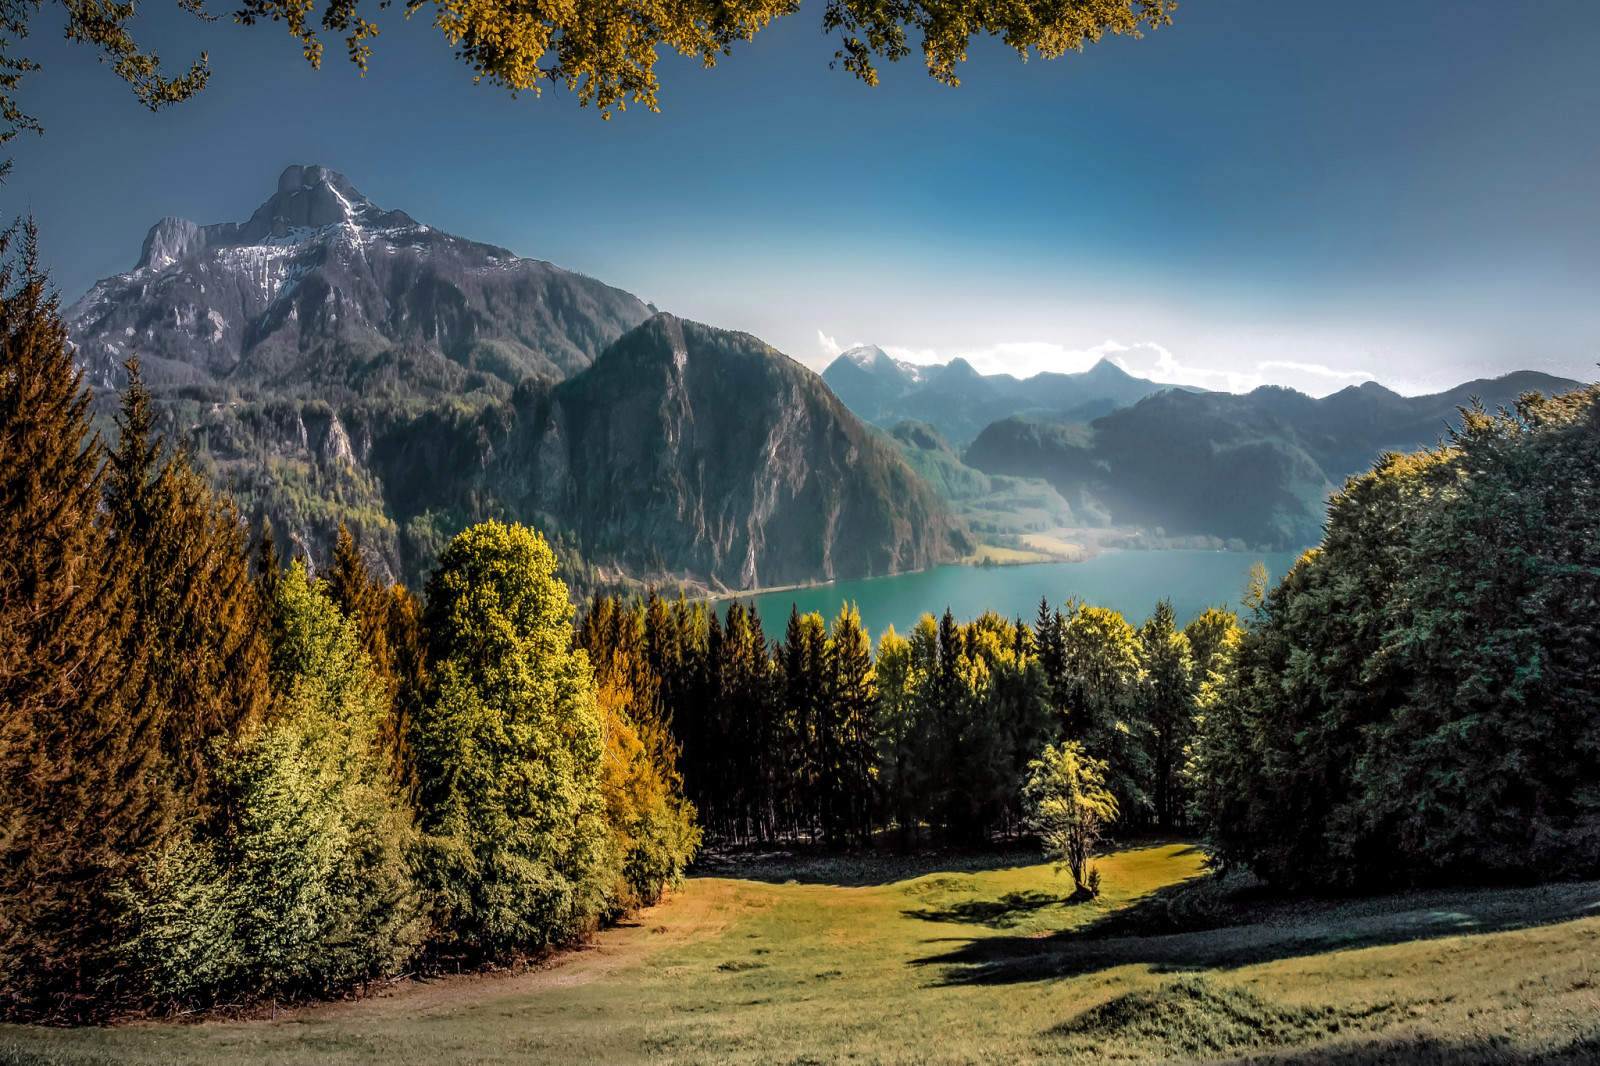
{"left": 120, "top": 563, "right": 425, "bottom": 1001}
{"left": 597, "top": 588, "right": 1205, "bottom": 850}
{"left": 574, "top": 592, "right": 701, "bottom": 907}
{"left": 412, "top": 520, "right": 612, "bottom": 951}
{"left": 3, "top": 0, "right": 1172, "bottom": 140}
{"left": 1197, "top": 386, "right": 1600, "bottom": 889}
{"left": 1024, "top": 741, "right": 1117, "bottom": 893}
{"left": 0, "top": 221, "right": 130, "bottom": 1015}
{"left": 0, "top": 242, "right": 697, "bottom": 1014}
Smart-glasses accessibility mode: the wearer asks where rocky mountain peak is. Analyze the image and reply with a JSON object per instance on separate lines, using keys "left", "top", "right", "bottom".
{"left": 843, "top": 344, "right": 888, "bottom": 368}
{"left": 133, "top": 163, "right": 418, "bottom": 270}
{"left": 246, "top": 164, "right": 405, "bottom": 236}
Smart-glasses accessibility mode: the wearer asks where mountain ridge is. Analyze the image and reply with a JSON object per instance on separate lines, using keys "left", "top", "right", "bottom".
{"left": 961, "top": 368, "right": 1584, "bottom": 550}
{"left": 822, "top": 345, "right": 1200, "bottom": 447}
{"left": 66, "top": 164, "right": 653, "bottom": 393}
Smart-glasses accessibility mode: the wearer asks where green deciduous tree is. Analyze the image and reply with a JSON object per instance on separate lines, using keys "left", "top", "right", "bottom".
{"left": 1024, "top": 741, "right": 1118, "bottom": 895}
{"left": 1198, "top": 384, "right": 1600, "bottom": 888}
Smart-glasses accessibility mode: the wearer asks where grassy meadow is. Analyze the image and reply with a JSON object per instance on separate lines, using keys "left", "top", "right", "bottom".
{"left": 5, "top": 843, "right": 1600, "bottom": 1066}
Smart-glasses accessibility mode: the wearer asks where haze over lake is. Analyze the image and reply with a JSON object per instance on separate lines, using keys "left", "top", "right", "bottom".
{"left": 740, "top": 549, "right": 1302, "bottom": 636}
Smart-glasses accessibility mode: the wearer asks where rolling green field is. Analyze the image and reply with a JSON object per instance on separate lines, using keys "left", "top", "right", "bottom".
{"left": 6, "top": 844, "right": 1600, "bottom": 1065}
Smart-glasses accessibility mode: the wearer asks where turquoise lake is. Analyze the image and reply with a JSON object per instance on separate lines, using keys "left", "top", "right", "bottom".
{"left": 731, "top": 550, "right": 1302, "bottom": 637}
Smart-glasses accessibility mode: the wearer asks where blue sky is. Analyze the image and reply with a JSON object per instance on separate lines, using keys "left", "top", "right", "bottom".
{"left": 9, "top": 0, "right": 1598, "bottom": 394}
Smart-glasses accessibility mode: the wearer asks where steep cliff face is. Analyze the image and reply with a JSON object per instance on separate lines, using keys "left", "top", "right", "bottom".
{"left": 66, "top": 165, "right": 652, "bottom": 391}
{"left": 531, "top": 316, "right": 965, "bottom": 589}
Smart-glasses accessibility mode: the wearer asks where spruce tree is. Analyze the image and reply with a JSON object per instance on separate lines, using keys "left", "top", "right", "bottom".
{"left": 324, "top": 522, "right": 395, "bottom": 688}
{"left": 104, "top": 360, "right": 272, "bottom": 790}
{"left": 413, "top": 521, "right": 611, "bottom": 951}
{"left": 0, "top": 222, "right": 127, "bottom": 1016}
{"left": 825, "top": 604, "right": 875, "bottom": 845}
{"left": 1135, "top": 600, "right": 1197, "bottom": 830}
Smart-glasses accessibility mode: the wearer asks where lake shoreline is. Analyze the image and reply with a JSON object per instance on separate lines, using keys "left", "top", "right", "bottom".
{"left": 736, "top": 550, "right": 1302, "bottom": 636}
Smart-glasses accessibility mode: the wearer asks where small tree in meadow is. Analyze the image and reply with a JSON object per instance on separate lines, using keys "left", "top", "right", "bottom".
{"left": 1024, "top": 742, "right": 1119, "bottom": 897}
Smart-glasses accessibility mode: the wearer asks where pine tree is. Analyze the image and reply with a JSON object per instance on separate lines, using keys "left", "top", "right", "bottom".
{"left": 104, "top": 360, "right": 272, "bottom": 792}
{"left": 324, "top": 522, "right": 394, "bottom": 687}
{"left": 872, "top": 625, "right": 919, "bottom": 847}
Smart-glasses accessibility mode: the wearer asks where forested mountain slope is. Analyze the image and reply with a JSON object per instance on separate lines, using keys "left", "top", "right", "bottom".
{"left": 822, "top": 345, "right": 1192, "bottom": 448}
{"left": 66, "top": 164, "right": 653, "bottom": 392}
{"left": 963, "top": 371, "right": 1582, "bottom": 550}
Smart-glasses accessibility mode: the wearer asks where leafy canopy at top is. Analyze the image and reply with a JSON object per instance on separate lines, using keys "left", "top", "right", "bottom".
{"left": 5, "top": 0, "right": 1172, "bottom": 140}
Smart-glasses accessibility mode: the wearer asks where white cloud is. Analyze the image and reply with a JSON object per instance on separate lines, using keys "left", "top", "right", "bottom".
{"left": 1105, "top": 341, "right": 1267, "bottom": 393}
{"left": 1257, "top": 360, "right": 1375, "bottom": 384}
{"left": 816, "top": 330, "right": 843, "bottom": 359}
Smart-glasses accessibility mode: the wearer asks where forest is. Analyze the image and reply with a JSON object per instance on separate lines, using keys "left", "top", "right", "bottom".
{"left": 4, "top": 222, "right": 1600, "bottom": 1023}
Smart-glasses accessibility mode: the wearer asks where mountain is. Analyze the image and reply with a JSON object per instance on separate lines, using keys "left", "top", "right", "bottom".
{"left": 963, "top": 371, "right": 1585, "bottom": 551}
{"left": 66, "top": 165, "right": 653, "bottom": 394}
{"left": 184, "top": 313, "right": 968, "bottom": 592}
{"left": 63, "top": 167, "right": 967, "bottom": 593}
{"left": 821, "top": 344, "right": 1195, "bottom": 448}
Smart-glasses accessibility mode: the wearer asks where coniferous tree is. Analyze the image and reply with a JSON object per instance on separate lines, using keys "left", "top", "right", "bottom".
{"left": 779, "top": 608, "right": 828, "bottom": 840}
{"left": 825, "top": 604, "right": 876, "bottom": 844}
{"left": 0, "top": 223, "right": 129, "bottom": 1016}
{"left": 324, "top": 522, "right": 395, "bottom": 687}
{"left": 575, "top": 594, "right": 700, "bottom": 904}
{"left": 872, "top": 625, "right": 920, "bottom": 847}
{"left": 121, "top": 563, "right": 426, "bottom": 1001}
{"left": 105, "top": 359, "right": 272, "bottom": 792}
{"left": 412, "top": 521, "right": 611, "bottom": 951}
{"left": 1135, "top": 600, "right": 1197, "bottom": 829}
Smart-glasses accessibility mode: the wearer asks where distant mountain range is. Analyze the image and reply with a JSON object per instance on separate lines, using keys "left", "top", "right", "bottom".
{"left": 64, "top": 166, "right": 965, "bottom": 592}
{"left": 822, "top": 344, "right": 1197, "bottom": 448}
{"left": 959, "top": 372, "right": 1582, "bottom": 550}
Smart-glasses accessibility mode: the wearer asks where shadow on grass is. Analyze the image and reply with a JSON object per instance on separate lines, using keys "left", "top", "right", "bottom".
{"left": 902, "top": 889, "right": 1072, "bottom": 928}
{"left": 690, "top": 846, "right": 1043, "bottom": 887}
{"left": 1211, "top": 1029, "right": 1600, "bottom": 1065}
{"left": 914, "top": 876, "right": 1600, "bottom": 986}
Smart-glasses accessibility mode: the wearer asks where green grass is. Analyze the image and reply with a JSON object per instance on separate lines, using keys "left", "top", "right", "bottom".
{"left": 5, "top": 844, "right": 1600, "bottom": 1065}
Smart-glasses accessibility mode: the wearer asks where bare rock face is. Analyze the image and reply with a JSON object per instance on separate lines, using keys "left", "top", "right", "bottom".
{"left": 67, "top": 164, "right": 652, "bottom": 391}
{"left": 368, "top": 315, "right": 969, "bottom": 590}
{"left": 536, "top": 315, "right": 966, "bottom": 589}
